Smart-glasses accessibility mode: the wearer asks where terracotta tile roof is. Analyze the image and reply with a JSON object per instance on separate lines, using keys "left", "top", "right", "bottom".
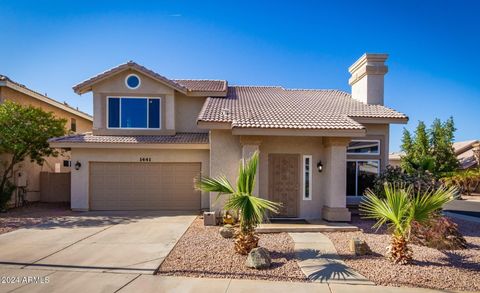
{"left": 73, "top": 61, "right": 189, "bottom": 95}
{"left": 73, "top": 62, "right": 228, "bottom": 96}
{"left": 49, "top": 132, "right": 209, "bottom": 144}
{"left": 198, "top": 86, "right": 407, "bottom": 130}
{"left": 173, "top": 79, "right": 227, "bottom": 92}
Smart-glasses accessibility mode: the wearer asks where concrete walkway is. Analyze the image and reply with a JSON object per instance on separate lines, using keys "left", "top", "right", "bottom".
{"left": 0, "top": 269, "right": 448, "bottom": 293}
{"left": 0, "top": 211, "right": 196, "bottom": 275}
{"left": 257, "top": 220, "right": 358, "bottom": 233}
{"left": 289, "top": 232, "right": 373, "bottom": 285}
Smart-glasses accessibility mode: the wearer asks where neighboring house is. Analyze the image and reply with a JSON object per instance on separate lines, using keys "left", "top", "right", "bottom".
{"left": 0, "top": 75, "right": 93, "bottom": 202}
{"left": 389, "top": 140, "right": 480, "bottom": 170}
{"left": 50, "top": 53, "right": 407, "bottom": 221}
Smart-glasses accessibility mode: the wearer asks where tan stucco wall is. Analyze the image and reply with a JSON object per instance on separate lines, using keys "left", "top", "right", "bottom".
{"left": 175, "top": 93, "right": 208, "bottom": 133}
{"left": 389, "top": 158, "right": 401, "bottom": 167}
{"left": 209, "top": 130, "right": 242, "bottom": 211}
{"left": 0, "top": 87, "right": 92, "bottom": 133}
{"left": 209, "top": 132, "right": 349, "bottom": 219}
{"left": 346, "top": 123, "right": 389, "bottom": 170}
{"left": 91, "top": 69, "right": 175, "bottom": 135}
{"left": 257, "top": 136, "right": 326, "bottom": 219}
{"left": 70, "top": 148, "right": 210, "bottom": 211}
{"left": 90, "top": 69, "right": 208, "bottom": 136}
{"left": 1, "top": 152, "right": 71, "bottom": 203}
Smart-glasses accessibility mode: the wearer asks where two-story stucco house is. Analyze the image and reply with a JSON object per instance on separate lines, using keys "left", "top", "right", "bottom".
{"left": 50, "top": 53, "right": 408, "bottom": 221}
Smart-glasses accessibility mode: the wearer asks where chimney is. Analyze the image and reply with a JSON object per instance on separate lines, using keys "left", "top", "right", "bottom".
{"left": 348, "top": 53, "right": 388, "bottom": 105}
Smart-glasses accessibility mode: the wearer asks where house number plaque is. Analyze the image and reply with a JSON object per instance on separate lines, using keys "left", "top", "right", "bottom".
{"left": 139, "top": 157, "right": 152, "bottom": 162}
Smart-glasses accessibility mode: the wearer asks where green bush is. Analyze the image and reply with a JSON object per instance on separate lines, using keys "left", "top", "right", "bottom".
{"left": 372, "top": 165, "right": 437, "bottom": 198}
{"left": 0, "top": 180, "right": 15, "bottom": 211}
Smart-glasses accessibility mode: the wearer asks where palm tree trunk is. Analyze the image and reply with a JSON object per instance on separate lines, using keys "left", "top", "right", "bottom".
{"left": 387, "top": 235, "right": 413, "bottom": 264}
{"left": 234, "top": 229, "right": 259, "bottom": 255}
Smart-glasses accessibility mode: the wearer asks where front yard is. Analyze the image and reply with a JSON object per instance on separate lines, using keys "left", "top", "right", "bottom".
{"left": 157, "top": 216, "right": 307, "bottom": 282}
{"left": 325, "top": 215, "right": 480, "bottom": 291}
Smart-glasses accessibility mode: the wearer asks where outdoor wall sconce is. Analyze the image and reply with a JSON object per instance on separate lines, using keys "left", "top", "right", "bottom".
{"left": 317, "top": 161, "right": 323, "bottom": 173}
{"left": 74, "top": 161, "right": 82, "bottom": 170}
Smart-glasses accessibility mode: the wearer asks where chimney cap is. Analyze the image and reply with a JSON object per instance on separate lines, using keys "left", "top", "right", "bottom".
{"left": 348, "top": 53, "right": 389, "bottom": 74}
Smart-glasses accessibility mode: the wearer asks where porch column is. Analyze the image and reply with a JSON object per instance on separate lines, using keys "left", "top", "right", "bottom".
{"left": 240, "top": 137, "right": 261, "bottom": 196}
{"left": 322, "top": 137, "right": 351, "bottom": 221}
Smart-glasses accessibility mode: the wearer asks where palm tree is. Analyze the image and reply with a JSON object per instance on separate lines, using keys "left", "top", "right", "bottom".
{"left": 441, "top": 168, "right": 480, "bottom": 196}
{"left": 360, "top": 184, "right": 455, "bottom": 264}
{"left": 196, "top": 151, "right": 281, "bottom": 255}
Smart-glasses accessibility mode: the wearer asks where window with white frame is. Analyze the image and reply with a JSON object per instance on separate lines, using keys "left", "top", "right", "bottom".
{"left": 303, "top": 155, "right": 312, "bottom": 200}
{"left": 107, "top": 97, "right": 161, "bottom": 129}
{"left": 347, "top": 140, "right": 380, "bottom": 155}
{"left": 346, "top": 160, "right": 379, "bottom": 196}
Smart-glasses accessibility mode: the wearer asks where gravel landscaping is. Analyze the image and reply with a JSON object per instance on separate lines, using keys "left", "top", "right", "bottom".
{"left": 157, "top": 217, "right": 307, "bottom": 282}
{"left": 0, "top": 203, "right": 73, "bottom": 234}
{"left": 325, "top": 215, "right": 480, "bottom": 291}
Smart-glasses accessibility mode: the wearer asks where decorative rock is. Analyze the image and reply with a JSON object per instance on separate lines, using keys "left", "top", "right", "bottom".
{"left": 219, "top": 226, "right": 234, "bottom": 238}
{"left": 245, "top": 247, "right": 271, "bottom": 269}
{"left": 349, "top": 237, "right": 372, "bottom": 256}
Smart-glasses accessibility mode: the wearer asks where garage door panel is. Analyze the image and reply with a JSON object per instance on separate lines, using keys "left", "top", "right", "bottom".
{"left": 90, "top": 162, "right": 201, "bottom": 211}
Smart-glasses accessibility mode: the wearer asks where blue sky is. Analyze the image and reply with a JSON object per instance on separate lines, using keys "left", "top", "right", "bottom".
{"left": 1, "top": 0, "right": 479, "bottom": 151}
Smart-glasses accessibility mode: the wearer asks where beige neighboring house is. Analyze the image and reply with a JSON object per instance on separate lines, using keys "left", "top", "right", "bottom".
{"left": 0, "top": 75, "right": 93, "bottom": 202}
{"left": 389, "top": 140, "right": 480, "bottom": 170}
{"left": 50, "top": 53, "right": 408, "bottom": 221}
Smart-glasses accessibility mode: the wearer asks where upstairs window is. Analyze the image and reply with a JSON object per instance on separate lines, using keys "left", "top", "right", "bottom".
{"left": 70, "top": 118, "right": 77, "bottom": 132}
{"left": 108, "top": 97, "right": 161, "bottom": 129}
{"left": 125, "top": 74, "right": 141, "bottom": 89}
{"left": 347, "top": 140, "right": 380, "bottom": 155}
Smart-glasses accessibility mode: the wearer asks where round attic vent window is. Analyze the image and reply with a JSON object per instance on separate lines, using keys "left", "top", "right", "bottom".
{"left": 125, "top": 74, "right": 141, "bottom": 89}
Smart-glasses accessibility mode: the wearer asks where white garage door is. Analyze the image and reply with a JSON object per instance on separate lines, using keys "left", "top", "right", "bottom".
{"left": 89, "top": 162, "right": 201, "bottom": 211}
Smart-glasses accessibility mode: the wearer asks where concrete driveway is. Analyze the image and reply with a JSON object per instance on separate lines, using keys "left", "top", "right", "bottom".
{"left": 0, "top": 211, "right": 196, "bottom": 275}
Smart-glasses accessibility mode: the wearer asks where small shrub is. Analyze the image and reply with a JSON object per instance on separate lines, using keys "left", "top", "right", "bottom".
{"left": 372, "top": 165, "right": 436, "bottom": 198}
{"left": 0, "top": 181, "right": 15, "bottom": 211}
{"left": 411, "top": 216, "right": 467, "bottom": 250}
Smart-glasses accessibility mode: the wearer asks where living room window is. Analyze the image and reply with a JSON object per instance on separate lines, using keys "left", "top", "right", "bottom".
{"left": 346, "top": 160, "right": 379, "bottom": 196}
{"left": 303, "top": 155, "right": 312, "bottom": 200}
{"left": 347, "top": 140, "right": 380, "bottom": 155}
{"left": 107, "top": 97, "right": 161, "bottom": 129}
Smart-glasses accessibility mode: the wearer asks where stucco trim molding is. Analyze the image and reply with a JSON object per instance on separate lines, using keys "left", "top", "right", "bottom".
{"left": 49, "top": 142, "right": 210, "bottom": 150}
{"left": 352, "top": 117, "right": 408, "bottom": 125}
{"left": 232, "top": 128, "right": 366, "bottom": 137}
{"left": 323, "top": 137, "right": 351, "bottom": 147}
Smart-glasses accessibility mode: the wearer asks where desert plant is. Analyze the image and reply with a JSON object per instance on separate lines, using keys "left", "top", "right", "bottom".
{"left": 196, "top": 152, "right": 281, "bottom": 254}
{"left": 360, "top": 184, "right": 455, "bottom": 264}
{"left": 411, "top": 216, "right": 467, "bottom": 250}
{"left": 371, "top": 166, "right": 439, "bottom": 198}
{"left": 0, "top": 101, "right": 66, "bottom": 210}
{"left": 441, "top": 168, "right": 480, "bottom": 196}
{"left": 372, "top": 165, "right": 436, "bottom": 199}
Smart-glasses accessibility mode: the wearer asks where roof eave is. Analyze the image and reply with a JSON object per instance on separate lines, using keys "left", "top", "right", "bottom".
{"left": 351, "top": 117, "right": 409, "bottom": 124}
{"left": 49, "top": 141, "right": 209, "bottom": 150}
{"left": 72, "top": 62, "right": 189, "bottom": 95}
{"left": 231, "top": 127, "right": 366, "bottom": 137}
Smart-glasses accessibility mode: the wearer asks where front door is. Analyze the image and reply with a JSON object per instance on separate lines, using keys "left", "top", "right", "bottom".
{"left": 268, "top": 154, "right": 300, "bottom": 217}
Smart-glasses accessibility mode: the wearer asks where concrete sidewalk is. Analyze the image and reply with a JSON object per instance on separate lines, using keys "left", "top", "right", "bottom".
{"left": 0, "top": 269, "right": 449, "bottom": 293}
